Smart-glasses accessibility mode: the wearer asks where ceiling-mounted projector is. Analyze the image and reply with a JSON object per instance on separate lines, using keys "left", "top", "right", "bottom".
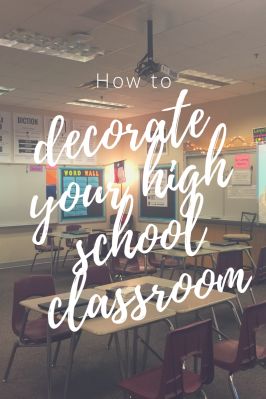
{"left": 135, "top": 20, "right": 178, "bottom": 83}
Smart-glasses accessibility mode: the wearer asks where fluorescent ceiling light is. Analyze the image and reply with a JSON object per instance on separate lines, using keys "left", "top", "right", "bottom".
{"left": 0, "top": 29, "right": 104, "bottom": 62}
{"left": 176, "top": 69, "right": 240, "bottom": 89}
{"left": 66, "top": 98, "right": 132, "bottom": 110}
{"left": 0, "top": 85, "right": 15, "bottom": 95}
{"left": 78, "top": 80, "right": 115, "bottom": 89}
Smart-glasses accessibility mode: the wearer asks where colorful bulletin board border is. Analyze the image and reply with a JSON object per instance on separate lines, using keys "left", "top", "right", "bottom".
{"left": 59, "top": 166, "right": 105, "bottom": 223}
{"left": 138, "top": 164, "right": 177, "bottom": 222}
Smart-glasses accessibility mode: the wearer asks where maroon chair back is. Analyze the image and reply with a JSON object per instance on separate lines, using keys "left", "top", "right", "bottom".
{"left": 65, "top": 224, "right": 81, "bottom": 248}
{"left": 158, "top": 319, "right": 214, "bottom": 398}
{"left": 215, "top": 250, "right": 243, "bottom": 276}
{"left": 86, "top": 232, "right": 102, "bottom": 253}
{"left": 12, "top": 275, "right": 55, "bottom": 337}
{"left": 255, "top": 247, "right": 266, "bottom": 282}
{"left": 147, "top": 235, "right": 168, "bottom": 265}
{"left": 84, "top": 265, "right": 112, "bottom": 288}
{"left": 235, "top": 301, "right": 266, "bottom": 370}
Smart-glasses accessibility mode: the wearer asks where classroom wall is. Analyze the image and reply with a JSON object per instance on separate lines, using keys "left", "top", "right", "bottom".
{"left": 1, "top": 89, "right": 266, "bottom": 264}
{"left": 121, "top": 89, "right": 266, "bottom": 263}
{"left": 120, "top": 111, "right": 184, "bottom": 235}
{"left": 0, "top": 105, "right": 122, "bottom": 264}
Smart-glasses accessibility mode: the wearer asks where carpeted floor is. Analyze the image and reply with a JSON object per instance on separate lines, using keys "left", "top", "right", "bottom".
{"left": 0, "top": 261, "right": 265, "bottom": 399}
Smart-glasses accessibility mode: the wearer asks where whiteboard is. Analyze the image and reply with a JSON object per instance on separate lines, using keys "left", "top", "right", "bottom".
{"left": 186, "top": 150, "right": 257, "bottom": 221}
{"left": 186, "top": 155, "right": 224, "bottom": 218}
{"left": 0, "top": 164, "right": 58, "bottom": 227}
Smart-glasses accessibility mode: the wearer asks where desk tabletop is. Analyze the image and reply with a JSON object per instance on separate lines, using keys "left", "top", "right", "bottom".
{"left": 48, "top": 229, "right": 113, "bottom": 240}
{"left": 97, "top": 276, "right": 236, "bottom": 315}
{"left": 207, "top": 243, "right": 252, "bottom": 252}
{"left": 151, "top": 247, "right": 219, "bottom": 258}
{"left": 20, "top": 286, "right": 175, "bottom": 336}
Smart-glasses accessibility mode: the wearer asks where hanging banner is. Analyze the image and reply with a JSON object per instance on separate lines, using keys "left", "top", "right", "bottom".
{"left": 114, "top": 160, "right": 126, "bottom": 183}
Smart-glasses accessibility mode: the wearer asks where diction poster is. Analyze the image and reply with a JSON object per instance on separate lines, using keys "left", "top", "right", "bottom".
{"left": 13, "top": 113, "right": 43, "bottom": 162}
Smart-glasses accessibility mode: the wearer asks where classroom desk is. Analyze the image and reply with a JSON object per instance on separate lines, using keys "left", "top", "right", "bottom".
{"left": 151, "top": 247, "right": 219, "bottom": 278}
{"left": 20, "top": 276, "right": 238, "bottom": 399}
{"left": 151, "top": 243, "right": 256, "bottom": 277}
{"left": 48, "top": 230, "right": 113, "bottom": 274}
{"left": 20, "top": 286, "right": 175, "bottom": 399}
{"left": 97, "top": 276, "right": 240, "bottom": 370}
{"left": 207, "top": 243, "right": 256, "bottom": 269}
{"left": 48, "top": 231, "right": 89, "bottom": 274}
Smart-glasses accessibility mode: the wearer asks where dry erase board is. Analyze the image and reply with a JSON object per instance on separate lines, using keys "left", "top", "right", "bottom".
{"left": 139, "top": 164, "right": 177, "bottom": 222}
{"left": 186, "top": 149, "right": 257, "bottom": 221}
{"left": 59, "top": 167, "right": 105, "bottom": 222}
{"left": 0, "top": 164, "right": 57, "bottom": 227}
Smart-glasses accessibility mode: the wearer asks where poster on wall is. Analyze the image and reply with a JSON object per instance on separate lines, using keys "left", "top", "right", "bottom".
{"left": 59, "top": 167, "right": 104, "bottom": 222}
{"left": 13, "top": 113, "right": 43, "bottom": 162}
{"left": 44, "top": 116, "right": 72, "bottom": 164}
{"left": 139, "top": 165, "right": 177, "bottom": 221}
{"left": 258, "top": 144, "right": 266, "bottom": 223}
{"left": 0, "top": 110, "right": 12, "bottom": 162}
{"left": 147, "top": 169, "right": 168, "bottom": 207}
{"left": 72, "top": 119, "right": 97, "bottom": 165}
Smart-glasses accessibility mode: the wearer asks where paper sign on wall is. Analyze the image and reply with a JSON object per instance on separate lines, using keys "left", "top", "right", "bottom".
{"left": 13, "top": 113, "right": 43, "bottom": 162}
{"left": 234, "top": 154, "right": 251, "bottom": 169}
{"left": 0, "top": 111, "right": 12, "bottom": 162}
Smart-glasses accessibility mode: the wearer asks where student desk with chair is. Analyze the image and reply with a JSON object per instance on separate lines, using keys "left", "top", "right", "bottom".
{"left": 19, "top": 276, "right": 238, "bottom": 399}
{"left": 46, "top": 229, "right": 113, "bottom": 275}
{"left": 151, "top": 242, "right": 256, "bottom": 277}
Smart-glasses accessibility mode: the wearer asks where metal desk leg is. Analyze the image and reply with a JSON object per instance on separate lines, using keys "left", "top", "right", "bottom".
{"left": 228, "top": 300, "right": 241, "bottom": 327}
{"left": 142, "top": 324, "right": 151, "bottom": 371}
{"left": 64, "top": 332, "right": 81, "bottom": 399}
{"left": 132, "top": 328, "right": 138, "bottom": 375}
{"left": 55, "top": 238, "right": 63, "bottom": 273}
{"left": 144, "top": 254, "right": 147, "bottom": 275}
{"left": 124, "top": 330, "right": 129, "bottom": 378}
{"left": 244, "top": 249, "right": 256, "bottom": 272}
{"left": 46, "top": 323, "right": 53, "bottom": 399}
{"left": 211, "top": 307, "right": 222, "bottom": 341}
{"left": 114, "top": 333, "right": 126, "bottom": 380}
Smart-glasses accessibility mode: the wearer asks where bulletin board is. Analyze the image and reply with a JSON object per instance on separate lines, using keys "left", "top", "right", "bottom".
{"left": 139, "top": 164, "right": 177, "bottom": 222}
{"left": 59, "top": 166, "right": 105, "bottom": 222}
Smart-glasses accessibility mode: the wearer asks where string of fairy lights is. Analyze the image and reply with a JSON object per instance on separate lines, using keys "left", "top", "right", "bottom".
{"left": 184, "top": 135, "right": 255, "bottom": 154}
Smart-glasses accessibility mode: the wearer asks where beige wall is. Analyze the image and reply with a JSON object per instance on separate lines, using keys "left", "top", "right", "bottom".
{"left": 1, "top": 89, "right": 266, "bottom": 264}
{"left": 0, "top": 105, "right": 122, "bottom": 264}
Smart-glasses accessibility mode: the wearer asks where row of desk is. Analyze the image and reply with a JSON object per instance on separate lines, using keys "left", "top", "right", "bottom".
{"left": 21, "top": 275, "right": 240, "bottom": 399}
{"left": 46, "top": 229, "right": 256, "bottom": 278}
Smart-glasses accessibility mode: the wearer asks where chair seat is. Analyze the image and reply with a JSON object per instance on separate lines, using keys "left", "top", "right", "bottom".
{"left": 22, "top": 317, "right": 71, "bottom": 344}
{"left": 214, "top": 339, "right": 266, "bottom": 372}
{"left": 37, "top": 245, "right": 64, "bottom": 252}
{"left": 223, "top": 233, "right": 251, "bottom": 241}
{"left": 148, "top": 256, "right": 179, "bottom": 269}
{"left": 119, "top": 366, "right": 202, "bottom": 399}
